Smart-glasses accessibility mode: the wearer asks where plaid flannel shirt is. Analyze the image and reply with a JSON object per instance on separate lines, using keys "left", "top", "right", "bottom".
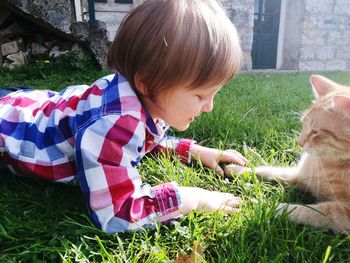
{"left": 0, "top": 74, "right": 194, "bottom": 233}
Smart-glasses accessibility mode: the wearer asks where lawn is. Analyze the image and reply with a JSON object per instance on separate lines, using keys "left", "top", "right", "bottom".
{"left": 1, "top": 63, "right": 350, "bottom": 262}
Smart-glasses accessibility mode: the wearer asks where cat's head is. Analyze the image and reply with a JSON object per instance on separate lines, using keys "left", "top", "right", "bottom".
{"left": 298, "top": 75, "right": 350, "bottom": 159}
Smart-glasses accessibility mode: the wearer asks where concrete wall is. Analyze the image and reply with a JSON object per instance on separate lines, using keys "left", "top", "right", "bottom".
{"left": 277, "top": 0, "right": 305, "bottom": 70}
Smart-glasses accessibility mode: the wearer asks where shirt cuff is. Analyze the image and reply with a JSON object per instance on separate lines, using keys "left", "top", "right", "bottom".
{"left": 152, "top": 182, "right": 183, "bottom": 222}
{"left": 175, "top": 139, "right": 196, "bottom": 164}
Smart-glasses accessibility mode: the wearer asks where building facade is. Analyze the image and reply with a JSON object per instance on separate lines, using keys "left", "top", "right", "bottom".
{"left": 88, "top": 0, "right": 350, "bottom": 71}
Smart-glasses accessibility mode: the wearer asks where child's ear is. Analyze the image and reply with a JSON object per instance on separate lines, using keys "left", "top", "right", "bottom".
{"left": 333, "top": 95, "right": 350, "bottom": 113}
{"left": 134, "top": 74, "right": 148, "bottom": 96}
{"left": 310, "top": 75, "right": 338, "bottom": 99}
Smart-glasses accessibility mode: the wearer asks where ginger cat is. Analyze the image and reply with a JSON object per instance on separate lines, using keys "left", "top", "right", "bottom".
{"left": 226, "top": 75, "right": 350, "bottom": 233}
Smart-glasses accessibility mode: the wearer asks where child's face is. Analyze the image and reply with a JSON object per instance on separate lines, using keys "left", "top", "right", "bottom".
{"left": 145, "top": 84, "right": 222, "bottom": 131}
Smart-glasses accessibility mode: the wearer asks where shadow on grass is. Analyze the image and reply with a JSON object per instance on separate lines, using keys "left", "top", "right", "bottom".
{"left": 0, "top": 170, "right": 101, "bottom": 261}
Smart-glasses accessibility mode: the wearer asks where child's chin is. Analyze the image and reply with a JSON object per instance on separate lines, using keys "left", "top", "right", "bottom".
{"left": 173, "top": 123, "right": 190, "bottom": 131}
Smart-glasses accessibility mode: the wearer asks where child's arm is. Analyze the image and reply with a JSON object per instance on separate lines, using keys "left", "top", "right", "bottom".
{"left": 75, "top": 114, "right": 185, "bottom": 233}
{"left": 154, "top": 135, "right": 248, "bottom": 175}
{"left": 152, "top": 138, "right": 244, "bottom": 212}
{"left": 179, "top": 186, "right": 242, "bottom": 214}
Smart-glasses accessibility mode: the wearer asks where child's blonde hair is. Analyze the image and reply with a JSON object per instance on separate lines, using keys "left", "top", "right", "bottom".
{"left": 108, "top": 0, "right": 243, "bottom": 100}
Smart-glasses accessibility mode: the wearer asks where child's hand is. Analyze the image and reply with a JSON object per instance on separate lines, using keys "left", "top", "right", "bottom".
{"left": 190, "top": 144, "right": 249, "bottom": 175}
{"left": 179, "top": 186, "right": 242, "bottom": 215}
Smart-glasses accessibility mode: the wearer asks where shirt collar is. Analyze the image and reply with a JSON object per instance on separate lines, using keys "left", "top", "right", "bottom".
{"left": 113, "top": 73, "right": 168, "bottom": 137}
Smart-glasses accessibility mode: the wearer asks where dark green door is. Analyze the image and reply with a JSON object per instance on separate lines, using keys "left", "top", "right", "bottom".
{"left": 252, "top": 0, "right": 281, "bottom": 69}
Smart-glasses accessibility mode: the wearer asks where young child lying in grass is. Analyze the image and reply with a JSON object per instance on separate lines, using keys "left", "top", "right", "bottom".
{"left": 0, "top": 0, "right": 248, "bottom": 233}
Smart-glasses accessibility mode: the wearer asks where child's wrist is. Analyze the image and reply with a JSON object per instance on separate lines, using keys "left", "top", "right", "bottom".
{"left": 177, "top": 139, "right": 196, "bottom": 163}
{"left": 189, "top": 143, "right": 202, "bottom": 161}
{"left": 178, "top": 186, "right": 200, "bottom": 214}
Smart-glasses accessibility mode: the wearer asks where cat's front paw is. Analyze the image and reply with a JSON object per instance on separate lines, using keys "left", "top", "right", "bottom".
{"left": 224, "top": 164, "right": 251, "bottom": 175}
{"left": 276, "top": 203, "right": 289, "bottom": 216}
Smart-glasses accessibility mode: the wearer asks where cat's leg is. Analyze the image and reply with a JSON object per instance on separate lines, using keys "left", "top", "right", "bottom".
{"left": 277, "top": 201, "right": 350, "bottom": 233}
{"left": 225, "top": 165, "right": 300, "bottom": 185}
{"left": 254, "top": 166, "right": 300, "bottom": 185}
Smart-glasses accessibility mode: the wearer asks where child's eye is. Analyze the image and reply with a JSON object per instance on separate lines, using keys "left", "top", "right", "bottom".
{"left": 196, "top": 95, "right": 205, "bottom": 100}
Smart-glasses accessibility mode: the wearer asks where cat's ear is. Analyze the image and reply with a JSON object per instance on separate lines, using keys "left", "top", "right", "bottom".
{"left": 333, "top": 95, "right": 350, "bottom": 113}
{"left": 310, "top": 75, "right": 338, "bottom": 99}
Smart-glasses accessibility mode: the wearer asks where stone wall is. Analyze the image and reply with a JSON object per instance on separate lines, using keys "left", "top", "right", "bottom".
{"left": 3, "top": 0, "right": 349, "bottom": 72}
{"left": 90, "top": 0, "right": 350, "bottom": 72}
{"left": 95, "top": 0, "right": 254, "bottom": 70}
{"left": 298, "top": 0, "right": 350, "bottom": 71}
{"left": 222, "top": 0, "right": 254, "bottom": 71}
{"left": 88, "top": 0, "right": 145, "bottom": 41}
{"left": 3, "top": 0, "right": 74, "bottom": 34}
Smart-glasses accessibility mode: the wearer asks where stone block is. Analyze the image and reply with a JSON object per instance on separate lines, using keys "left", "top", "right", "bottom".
{"left": 335, "top": 0, "right": 350, "bottom": 15}
{"left": 31, "top": 42, "right": 49, "bottom": 55}
{"left": 327, "top": 31, "right": 343, "bottom": 44}
{"left": 2, "top": 60, "right": 11, "bottom": 69}
{"left": 49, "top": 46, "right": 68, "bottom": 58}
{"left": 299, "top": 61, "right": 321, "bottom": 71}
{"left": 323, "top": 60, "right": 346, "bottom": 71}
{"left": 300, "top": 46, "right": 317, "bottom": 61}
{"left": 315, "top": 46, "right": 336, "bottom": 60}
{"left": 71, "top": 21, "right": 109, "bottom": 68}
{"left": 302, "top": 30, "right": 328, "bottom": 45}
{"left": 1, "top": 40, "right": 24, "bottom": 56}
{"left": 318, "top": 16, "right": 347, "bottom": 30}
{"left": 6, "top": 51, "right": 28, "bottom": 65}
{"left": 6, "top": 51, "right": 28, "bottom": 69}
{"left": 300, "top": 60, "right": 346, "bottom": 71}
{"left": 338, "top": 31, "right": 350, "bottom": 45}
{"left": 335, "top": 47, "right": 350, "bottom": 59}
{"left": 305, "top": 0, "right": 335, "bottom": 14}
{"left": 347, "top": 61, "right": 350, "bottom": 70}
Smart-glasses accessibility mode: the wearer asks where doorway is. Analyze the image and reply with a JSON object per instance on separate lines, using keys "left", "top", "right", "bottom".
{"left": 252, "top": 0, "right": 281, "bottom": 69}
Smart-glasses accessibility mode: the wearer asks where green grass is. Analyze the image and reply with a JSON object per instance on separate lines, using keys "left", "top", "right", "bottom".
{"left": 1, "top": 66, "right": 350, "bottom": 262}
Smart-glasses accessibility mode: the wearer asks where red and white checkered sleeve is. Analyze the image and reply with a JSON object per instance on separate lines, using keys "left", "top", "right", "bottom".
{"left": 175, "top": 138, "right": 196, "bottom": 164}
{"left": 154, "top": 136, "right": 196, "bottom": 164}
{"left": 75, "top": 114, "right": 183, "bottom": 233}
